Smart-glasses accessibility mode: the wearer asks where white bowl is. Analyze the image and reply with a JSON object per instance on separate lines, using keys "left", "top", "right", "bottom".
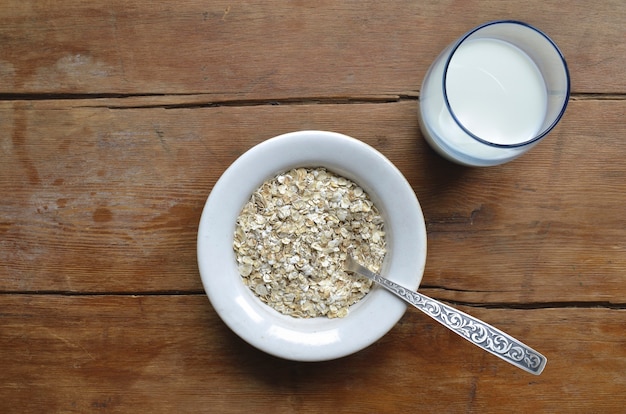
{"left": 197, "top": 130, "right": 427, "bottom": 361}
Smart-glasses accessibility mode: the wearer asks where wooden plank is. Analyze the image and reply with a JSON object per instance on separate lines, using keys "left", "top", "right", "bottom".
{"left": 0, "top": 294, "right": 623, "bottom": 413}
{"left": 1, "top": 99, "right": 625, "bottom": 306}
{"left": 421, "top": 97, "right": 626, "bottom": 305}
{"left": 0, "top": 1, "right": 623, "bottom": 97}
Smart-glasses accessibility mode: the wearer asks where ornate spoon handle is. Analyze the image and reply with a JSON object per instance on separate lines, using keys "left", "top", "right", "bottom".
{"left": 345, "top": 256, "right": 546, "bottom": 375}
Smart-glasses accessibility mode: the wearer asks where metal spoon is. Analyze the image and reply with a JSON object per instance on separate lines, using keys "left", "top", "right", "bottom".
{"left": 345, "top": 256, "right": 547, "bottom": 375}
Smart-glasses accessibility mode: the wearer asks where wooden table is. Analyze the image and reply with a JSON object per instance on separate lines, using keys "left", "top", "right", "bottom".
{"left": 1, "top": 1, "right": 624, "bottom": 412}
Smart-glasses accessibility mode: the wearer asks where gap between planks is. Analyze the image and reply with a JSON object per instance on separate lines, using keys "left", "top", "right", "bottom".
{"left": 0, "top": 92, "right": 623, "bottom": 111}
{"left": 0, "top": 290, "right": 623, "bottom": 310}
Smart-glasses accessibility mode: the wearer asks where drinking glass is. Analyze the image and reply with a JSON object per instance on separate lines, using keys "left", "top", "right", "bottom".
{"left": 418, "top": 20, "right": 570, "bottom": 167}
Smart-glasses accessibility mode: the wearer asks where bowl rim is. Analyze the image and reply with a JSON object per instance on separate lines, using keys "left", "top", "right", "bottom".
{"left": 197, "top": 130, "right": 427, "bottom": 361}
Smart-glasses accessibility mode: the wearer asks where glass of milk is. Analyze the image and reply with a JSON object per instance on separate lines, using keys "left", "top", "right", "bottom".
{"left": 418, "top": 20, "right": 570, "bottom": 166}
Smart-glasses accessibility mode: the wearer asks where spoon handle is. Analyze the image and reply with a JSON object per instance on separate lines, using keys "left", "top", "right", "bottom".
{"left": 346, "top": 257, "right": 547, "bottom": 375}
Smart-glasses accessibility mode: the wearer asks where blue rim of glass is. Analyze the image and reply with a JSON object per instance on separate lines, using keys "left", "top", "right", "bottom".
{"left": 442, "top": 20, "right": 571, "bottom": 149}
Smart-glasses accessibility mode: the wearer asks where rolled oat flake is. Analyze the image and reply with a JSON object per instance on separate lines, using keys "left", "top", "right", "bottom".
{"left": 233, "top": 167, "right": 386, "bottom": 318}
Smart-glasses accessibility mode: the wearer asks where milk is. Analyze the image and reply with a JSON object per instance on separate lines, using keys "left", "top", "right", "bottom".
{"left": 447, "top": 38, "right": 548, "bottom": 145}
{"left": 419, "top": 38, "right": 549, "bottom": 166}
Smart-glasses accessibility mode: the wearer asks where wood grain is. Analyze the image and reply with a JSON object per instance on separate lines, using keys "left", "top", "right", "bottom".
{"left": 1, "top": 295, "right": 624, "bottom": 413}
{"left": 1, "top": 99, "right": 624, "bottom": 305}
{"left": 0, "top": 1, "right": 624, "bottom": 97}
{"left": 1, "top": 1, "right": 625, "bottom": 412}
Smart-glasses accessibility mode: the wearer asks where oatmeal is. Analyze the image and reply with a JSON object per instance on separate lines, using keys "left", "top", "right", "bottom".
{"left": 233, "top": 167, "right": 386, "bottom": 318}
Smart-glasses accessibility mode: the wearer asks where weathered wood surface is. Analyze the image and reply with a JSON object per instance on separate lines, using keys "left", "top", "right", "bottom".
{"left": 1, "top": 295, "right": 624, "bottom": 413}
{"left": 1, "top": 1, "right": 624, "bottom": 97}
{"left": 1, "top": 1, "right": 625, "bottom": 413}
{"left": 2, "top": 99, "right": 624, "bottom": 304}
